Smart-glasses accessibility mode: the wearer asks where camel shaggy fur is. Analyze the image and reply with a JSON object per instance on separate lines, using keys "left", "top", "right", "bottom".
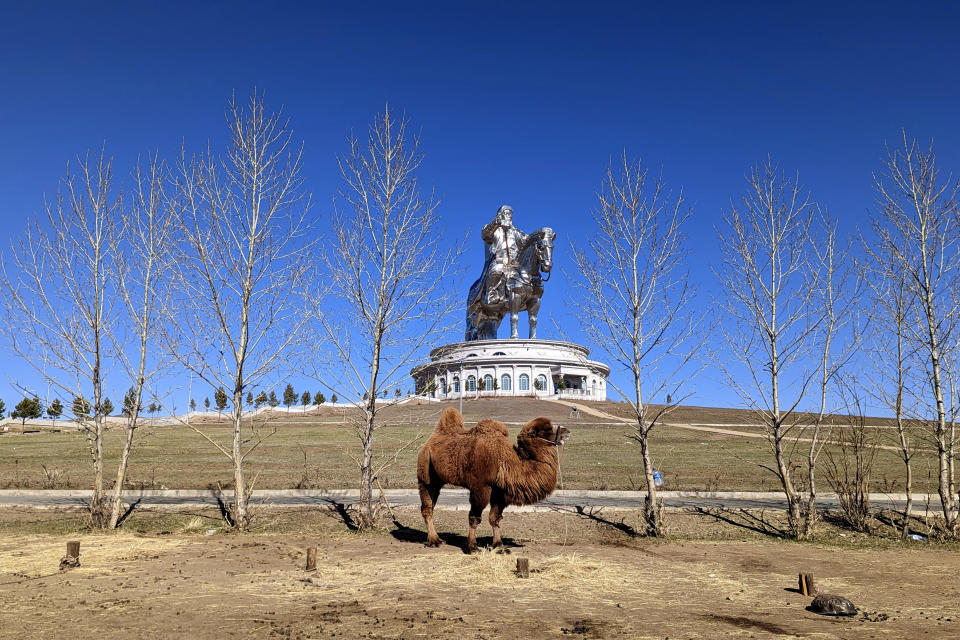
{"left": 417, "top": 407, "right": 569, "bottom": 552}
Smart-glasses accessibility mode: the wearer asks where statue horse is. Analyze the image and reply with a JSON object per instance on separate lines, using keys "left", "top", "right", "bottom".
{"left": 465, "top": 227, "right": 555, "bottom": 340}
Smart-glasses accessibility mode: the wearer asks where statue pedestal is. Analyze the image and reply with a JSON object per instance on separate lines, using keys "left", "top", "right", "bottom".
{"left": 410, "top": 339, "right": 610, "bottom": 401}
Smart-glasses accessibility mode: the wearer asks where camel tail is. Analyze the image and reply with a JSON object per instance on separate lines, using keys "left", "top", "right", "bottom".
{"left": 433, "top": 407, "right": 465, "bottom": 436}
{"left": 417, "top": 446, "right": 432, "bottom": 485}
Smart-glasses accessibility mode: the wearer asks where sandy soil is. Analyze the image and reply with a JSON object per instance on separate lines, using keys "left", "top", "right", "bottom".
{"left": 2, "top": 507, "right": 959, "bottom": 639}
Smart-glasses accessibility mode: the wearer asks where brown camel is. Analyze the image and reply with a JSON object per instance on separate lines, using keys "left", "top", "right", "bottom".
{"left": 417, "top": 407, "right": 569, "bottom": 552}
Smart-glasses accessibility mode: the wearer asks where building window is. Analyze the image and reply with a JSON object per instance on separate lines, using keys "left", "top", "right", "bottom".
{"left": 467, "top": 375, "right": 476, "bottom": 391}
{"left": 501, "top": 374, "right": 512, "bottom": 391}
{"left": 519, "top": 374, "right": 530, "bottom": 391}
{"left": 483, "top": 374, "right": 494, "bottom": 391}
{"left": 492, "top": 351, "right": 506, "bottom": 356}
{"left": 536, "top": 374, "right": 548, "bottom": 392}
{"left": 440, "top": 379, "right": 447, "bottom": 395}
{"left": 453, "top": 376, "right": 460, "bottom": 393}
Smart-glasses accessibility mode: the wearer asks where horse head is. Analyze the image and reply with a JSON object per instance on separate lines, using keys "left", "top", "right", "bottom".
{"left": 530, "top": 227, "right": 555, "bottom": 281}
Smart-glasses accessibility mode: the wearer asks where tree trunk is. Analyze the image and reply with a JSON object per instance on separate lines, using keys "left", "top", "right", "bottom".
{"left": 91, "top": 413, "right": 106, "bottom": 528}
{"left": 231, "top": 398, "right": 247, "bottom": 529}
{"left": 949, "top": 413, "right": 956, "bottom": 514}
{"left": 639, "top": 430, "right": 661, "bottom": 536}
{"left": 901, "top": 449, "right": 913, "bottom": 539}
{"left": 773, "top": 422, "right": 801, "bottom": 537}
{"left": 107, "top": 418, "right": 136, "bottom": 528}
{"left": 802, "top": 426, "right": 818, "bottom": 540}
{"left": 921, "top": 274, "right": 957, "bottom": 532}
{"left": 359, "top": 333, "right": 383, "bottom": 529}
{"left": 359, "top": 409, "right": 376, "bottom": 528}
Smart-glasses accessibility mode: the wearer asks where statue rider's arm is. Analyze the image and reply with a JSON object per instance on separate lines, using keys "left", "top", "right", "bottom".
{"left": 481, "top": 219, "right": 501, "bottom": 243}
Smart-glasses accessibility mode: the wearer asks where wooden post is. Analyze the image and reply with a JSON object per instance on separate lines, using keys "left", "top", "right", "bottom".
{"left": 516, "top": 557, "right": 530, "bottom": 578}
{"left": 60, "top": 540, "right": 81, "bottom": 570}
{"left": 799, "top": 572, "right": 816, "bottom": 596}
{"left": 306, "top": 547, "right": 317, "bottom": 571}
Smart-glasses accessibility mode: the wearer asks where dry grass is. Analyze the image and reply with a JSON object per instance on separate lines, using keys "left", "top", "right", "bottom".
{"left": 0, "top": 398, "right": 943, "bottom": 493}
{"left": 0, "top": 534, "right": 189, "bottom": 578}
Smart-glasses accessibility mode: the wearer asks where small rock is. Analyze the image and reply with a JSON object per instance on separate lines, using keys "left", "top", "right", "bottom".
{"left": 810, "top": 594, "right": 857, "bottom": 617}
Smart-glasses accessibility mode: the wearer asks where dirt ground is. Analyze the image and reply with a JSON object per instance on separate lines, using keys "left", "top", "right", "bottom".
{"left": 2, "top": 507, "right": 959, "bottom": 639}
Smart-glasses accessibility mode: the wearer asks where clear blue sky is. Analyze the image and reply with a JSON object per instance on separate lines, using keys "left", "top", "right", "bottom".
{"left": 2, "top": 1, "right": 959, "bottom": 411}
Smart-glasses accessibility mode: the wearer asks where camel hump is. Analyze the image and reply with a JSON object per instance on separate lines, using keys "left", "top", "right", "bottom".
{"left": 433, "top": 407, "right": 466, "bottom": 436}
{"left": 522, "top": 416, "right": 553, "bottom": 431}
{"left": 475, "top": 419, "right": 509, "bottom": 438}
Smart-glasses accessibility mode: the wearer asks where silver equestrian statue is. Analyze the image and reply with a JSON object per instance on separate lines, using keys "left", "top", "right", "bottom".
{"left": 465, "top": 205, "right": 555, "bottom": 341}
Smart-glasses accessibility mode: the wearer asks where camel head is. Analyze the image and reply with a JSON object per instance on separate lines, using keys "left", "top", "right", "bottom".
{"left": 517, "top": 416, "right": 570, "bottom": 448}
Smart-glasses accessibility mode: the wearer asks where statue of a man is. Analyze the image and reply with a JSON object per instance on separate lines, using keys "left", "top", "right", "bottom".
{"left": 480, "top": 205, "right": 528, "bottom": 305}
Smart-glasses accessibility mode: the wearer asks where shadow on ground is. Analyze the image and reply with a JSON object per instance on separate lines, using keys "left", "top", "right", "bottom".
{"left": 694, "top": 506, "right": 787, "bottom": 538}
{"left": 389, "top": 520, "right": 523, "bottom": 554}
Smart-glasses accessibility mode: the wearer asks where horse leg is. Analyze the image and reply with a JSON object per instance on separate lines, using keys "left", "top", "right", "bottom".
{"left": 509, "top": 297, "right": 520, "bottom": 339}
{"left": 489, "top": 488, "right": 507, "bottom": 547}
{"left": 467, "top": 485, "right": 491, "bottom": 553}
{"left": 527, "top": 296, "right": 541, "bottom": 339}
{"left": 419, "top": 480, "right": 444, "bottom": 547}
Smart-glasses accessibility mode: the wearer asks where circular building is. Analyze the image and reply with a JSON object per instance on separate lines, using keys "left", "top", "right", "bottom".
{"left": 411, "top": 338, "right": 610, "bottom": 401}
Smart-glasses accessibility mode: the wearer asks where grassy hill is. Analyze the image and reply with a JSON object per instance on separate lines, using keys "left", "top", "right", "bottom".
{"left": 0, "top": 397, "right": 936, "bottom": 493}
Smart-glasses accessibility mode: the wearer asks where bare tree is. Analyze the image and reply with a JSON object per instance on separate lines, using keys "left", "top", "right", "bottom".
{"left": 568, "top": 153, "right": 697, "bottom": 536}
{"left": 317, "top": 105, "right": 464, "bottom": 529}
{"left": 870, "top": 133, "right": 960, "bottom": 534}
{"left": 716, "top": 159, "right": 819, "bottom": 539}
{"left": 862, "top": 230, "right": 920, "bottom": 537}
{"left": 822, "top": 381, "right": 881, "bottom": 532}
{"left": 105, "top": 155, "right": 176, "bottom": 528}
{"left": 0, "top": 150, "right": 118, "bottom": 526}
{"left": 799, "top": 211, "right": 861, "bottom": 537}
{"left": 169, "top": 92, "right": 312, "bottom": 530}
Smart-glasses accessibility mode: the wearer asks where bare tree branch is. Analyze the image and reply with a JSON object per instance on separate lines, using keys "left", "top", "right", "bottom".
{"left": 0, "top": 148, "right": 118, "bottom": 526}
{"left": 867, "top": 132, "right": 960, "bottom": 533}
{"left": 167, "top": 91, "right": 313, "bottom": 530}
{"left": 715, "top": 158, "right": 821, "bottom": 539}
{"left": 567, "top": 152, "right": 699, "bottom": 536}
{"left": 313, "top": 105, "right": 465, "bottom": 528}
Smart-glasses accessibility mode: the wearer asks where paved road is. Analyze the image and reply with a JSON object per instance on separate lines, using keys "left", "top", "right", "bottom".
{"left": 0, "top": 489, "right": 942, "bottom": 514}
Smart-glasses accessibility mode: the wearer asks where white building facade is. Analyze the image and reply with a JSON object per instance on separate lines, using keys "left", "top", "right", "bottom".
{"left": 410, "top": 339, "right": 610, "bottom": 401}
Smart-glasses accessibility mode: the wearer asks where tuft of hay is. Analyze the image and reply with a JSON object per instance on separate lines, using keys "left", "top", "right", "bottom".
{"left": 419, "top": 549, "right": 630, "bottom": 598}
{"left": 178, "top": 516, "right": 206, "bottom": 534}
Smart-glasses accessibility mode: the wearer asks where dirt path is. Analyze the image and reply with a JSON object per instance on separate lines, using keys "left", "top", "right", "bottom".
{"left": 1, "top": 508, "right": 958, "bottom": 639}
{"left": 543, "top": 398, "right": 910, "bottom": 453}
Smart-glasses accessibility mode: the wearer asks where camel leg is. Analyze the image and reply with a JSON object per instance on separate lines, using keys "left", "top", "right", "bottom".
{"left": 489, "top": 488, "right": 507, "bottom": 548}
{"left": 419, "top": 480, "right": 444, "bottom": 547}
{"left": 467, "top": 486, "right": 491, "bottom": 553}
